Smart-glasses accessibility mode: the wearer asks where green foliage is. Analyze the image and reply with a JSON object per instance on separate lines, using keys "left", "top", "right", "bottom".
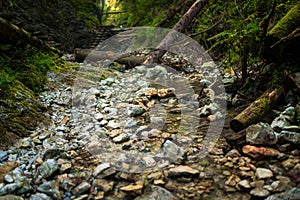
{"left": 70, "top": 0, "right": 100, "bottom": 29}
{"left": 0, "top": 44, "right": 65, "bottom": 93}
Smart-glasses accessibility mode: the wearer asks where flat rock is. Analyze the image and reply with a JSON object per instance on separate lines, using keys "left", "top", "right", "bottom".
{"left": 134, "top": 185, "right": 179, "bottom": 200}
{"left": 168, "top": 165, "right": 199, "bottom": 177}
{"left": 250, "top": 187, "right": 270, "bottom": 197}
{"left": 120, "top": 183, "right": 143, "bottom": 194}
{"left": 255, "top": 168, "right": 273, "bottom": 179}
{"left": 72, "top": 182, "right": 91, "bottom": 196}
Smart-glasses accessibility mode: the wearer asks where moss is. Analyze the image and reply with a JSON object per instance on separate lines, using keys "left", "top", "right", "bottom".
{"left": 267, "top": 1, "right": 300, "bottom": 39}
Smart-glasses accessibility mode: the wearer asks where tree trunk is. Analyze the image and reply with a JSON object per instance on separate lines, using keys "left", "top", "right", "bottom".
{"left": 0, "top": 17, "right": 59, "bottom": 53}
{"left": 230, "top": 85, "right": 284, "bottom": 132}
{"left": 265, "top": 0, "right": 300, "bottom": 65}
{"left": 143, "top": 0, "right": 209, "bottom": 64}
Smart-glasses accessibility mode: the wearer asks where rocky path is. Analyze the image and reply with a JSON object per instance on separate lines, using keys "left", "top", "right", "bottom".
{"left": 0, "top": 57, "right": 300, "bottom": 200}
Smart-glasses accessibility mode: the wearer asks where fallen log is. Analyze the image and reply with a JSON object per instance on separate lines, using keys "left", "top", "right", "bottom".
{"left": 74, "top": 48, "right": 147, "bottom": 66}
{"left": 0, "top": 17, "right": 59, "bottom": 54}
{"left": 230, "top": 85, "right": 284, "bottom": 132}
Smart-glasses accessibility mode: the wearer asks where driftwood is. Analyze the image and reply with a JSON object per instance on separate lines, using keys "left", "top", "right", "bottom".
{"left": 0, "top": 17, "right": 59, "bottom": 53}
{"left": 230, "top": 85, "right": 284, "bottom": 132}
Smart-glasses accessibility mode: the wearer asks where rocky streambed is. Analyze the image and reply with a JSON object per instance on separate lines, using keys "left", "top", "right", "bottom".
{"left": 0, "top": 57, "right": 300, "bottom": 200}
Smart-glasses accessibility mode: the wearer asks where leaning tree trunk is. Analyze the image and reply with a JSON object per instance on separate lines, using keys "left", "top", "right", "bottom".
{"left": 143, "top": 0, "right": 209, "bottom": 64}
{"left": 0, "top": 17, "right": 59, "bottom": 53}
{"left": 265, "top": 0, "right": 300, "bottom": 65}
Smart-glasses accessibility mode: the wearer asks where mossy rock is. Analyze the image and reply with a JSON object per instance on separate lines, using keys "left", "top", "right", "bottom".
{"left": 0, "top": 80, "right": 49, "bottom": 149}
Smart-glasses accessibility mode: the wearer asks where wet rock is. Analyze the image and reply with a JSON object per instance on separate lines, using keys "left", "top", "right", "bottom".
{"left": 265, "top": 187, "right": 300, "bottom": 200}
{"left": 107, "top": 120, "right": 120, "bottom": 129}
{"left": 29, "top": 193, "right": 52, "bottom": 200}
{"left": 225, "top": 149, "right": 241, "bottom": 157}
{"left": 145, "top": 65, "right": 167, "bottom": 80}
{"left": 37, "top": 181, "right": 60, "bottom": 199}
{"left": 271, "top": 106, "right": 295, "bottom": 132}
{"left": 0, "top": 162, "right": 20, "bottom": 183}
{"left": 250, "top": 187, "right": 270, "bottom": 198}
{"left": 225, "top": 174, "right": 241, "bottom": 187}
{"left": 161, "top": 140, "right": 185, "bottom": 162}
{"left": 126, "top": 104, "right": 145, "bottom": 117}
{"left": 43, "top": 148, "right": 62, "bottom": 160}
{"left": 246, "top": 122, "right": 278, "bottom": 145}
{"left": 36, "top": 159, "right": 58, "bottom": 180}
{"left": 93, "top": 179, "right": 114, "bottom": 192}
{"left": 255, "top": 168, "right": 273, "bottom": 179}
{"left": 237, "top": 180, "right": 251, "bottom": 189}
{"left": 93, "top": 163, "right": 110, "bottom": 177}
{"left": 278, "top": 130, "right": 300, "bottom": 144}
{"left": 0, "top": 195, "right": 24, "bottom": 200}
{"left": 134, "top": 185, "right": 179, "bottom": 200}
{"left": 281, "top": 158, "right": 299, "bottom": 170}
{"left": 0, "top": 183, "right": 21, "bottom": 196}
{"left": 125, "top": 119, "right": 139, "bottom": 128}
{"left": 242, "top": 145, "right": 281, "bottom": 159}
{"left": 198, "top": 103, "right": 219, "bottom": 116}
{"left": 120, "top": 182, "right": 143, "bottom": 194}
{"left": 72, "top": 182, "right": 91, "bottom": 196}
{"left": 15, "top": 175, "right": 31, "bottom": 195}
{"left": 0, "top": 150, "right": 8, "bottom": 162}
{"left": 168, "top": 165, "right": 199, "bottom": 178}
{"left": 113, "top": 133, "right": 129, "bottom": 143}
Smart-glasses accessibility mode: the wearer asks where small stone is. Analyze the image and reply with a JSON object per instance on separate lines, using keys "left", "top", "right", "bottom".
{"left": 95, "top": 191, "right": 104, "bottom": 200}
{"left": 0, "top": 151, "right": 8, "bottom": 162}
{"left": 162, "top": 140, "right": 185, "bottom": 163}
{"left": 93, "top": 163, "right": 110, "bottom": 177}
{"left": 250, "top": 187, "right": 270, "bottom": 197}
{"left": 225, "top": 174, "right": 241, "bottom": 186}
{"left": 36, "top": 159, "right": 58, "bottom": 179}
{"left": 93, "top": 179, "right": 114, "bottom": 192}
{"left": 154, "top": 179, "right": 165, "bottom": 185}
{"left": 225, "top": 149, "right": 241, "bottom": 157}
{"left": 72, "top": 182, "right": 91, "bottom": 196}
{"left": 120, "top": 183, "right": 143, "bottom": 194}
{"left": 126, "top": 104, "right": 145, "bottom": 117}
{"left": 30, "top": 193, "right": 52, "bottom": 200}
{"left": 256, "top": 168, "right": 273, "bottom": 179}
{"left": 94, "top": 113, "right": 104, "bottom": 121}
{"left": 99, "top": 119, "right": 108, "bottom": 126}
{"left": 250, "top": 180, "right": 265, "bottom": 188}
{"left": 271, "top": 106, "right": 295, "bottom": 132}
{"left": 278, "top": 130, "right": 300, "bottom": 144}
{"left": 37, "top": 181, "right": 60, "bottom": 198}
{"left": 112, "top": 133, "right": 129, "bottom": 143}
{"left": 107, "top": 129, "right": 123, "bottom": 138}
{"left": 107, "top": 120, "right": 120, "bottom": 129}
{"left": 238, "top": 180, "right": 251, "bottom": 189}
{"left": 0, "top": 183, "right": 21, "bottom": 196}
{"left": 168, "top": 165, "right": 199, "bottom": 177}
{"left": 242, "top": 145, "right": 281, "bottom": 158}
{"left": 137, "top": 185, "right": 179, "bottom": 200}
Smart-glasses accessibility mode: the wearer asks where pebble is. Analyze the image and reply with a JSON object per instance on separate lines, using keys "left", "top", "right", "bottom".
{"left": 255, "top": 168, "right": 273, "bottom": 179}
{"left": 36, "top": 159, "right": 58, "bottom": 180}
{"left": 168, "top": 165, "right": 199, "bottom": 177}
{"left": 250, "top": 187, "right": 270, "bottom": 197}
{"left": 72, "top": 182, "right": 91, "bottom": 196}
{"left": 0, "top": 151, "right": 8, "bottom": 162}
